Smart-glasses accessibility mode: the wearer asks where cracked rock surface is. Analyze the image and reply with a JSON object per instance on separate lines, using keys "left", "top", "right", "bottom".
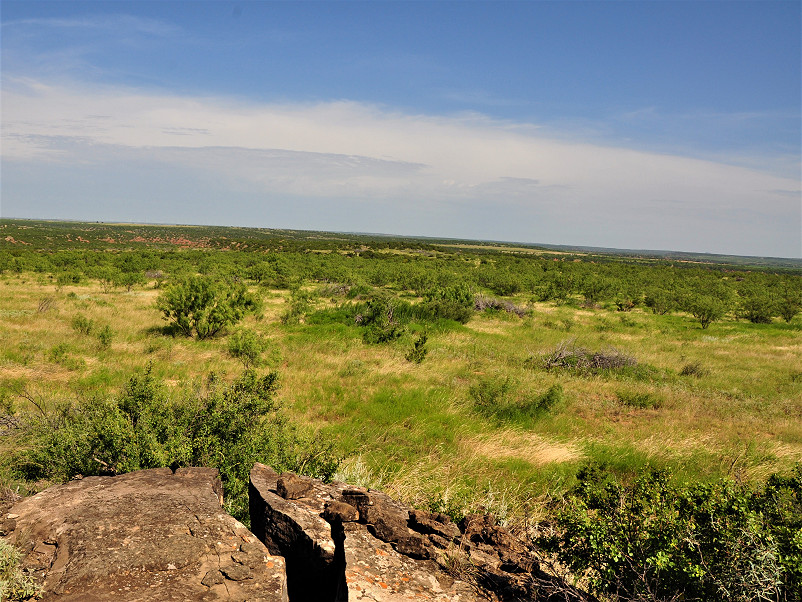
{"left": 3, "top": 467, "right": 288, "bottom": 601}
{"left": 250, "top": 463, "right": 478, "bottom": 601}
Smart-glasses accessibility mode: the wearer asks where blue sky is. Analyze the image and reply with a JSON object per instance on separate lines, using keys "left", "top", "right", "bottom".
{"left": 2, "top": 1, "right": 800, "bottom": 257}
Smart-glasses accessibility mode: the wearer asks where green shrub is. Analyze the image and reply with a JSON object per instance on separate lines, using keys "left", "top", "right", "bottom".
{"left": 156, "top": 275, "right": 262, "bottom": 339}
{"left": 538, "top": 464, "right": 802, "bottom": 602}
{"left": 0, "top": 539, "right": 42, "bottom": 601}
{"left": 405, "top": 332, "right": 428, "bottom": 364}
{"left": 473, "top": 382, "right": 564, "bottom": 422}
{"left": 359, "top": 297, "right": 405, "bottom": 344}
{"left": 680, "top": 361, "right": 707, "bottom": 377}
{"left": 13, "top": 367, "right": 339, "bottom": 523}
{"left": 96, "top": 325, "right": 113, "bottom": 349}
{"left": 71, "top": 313, "right": 95, "bottom": 335}
{"left": 686, "top": 295, "right": 727, "bottom": 329}
{"left": 227, "top": 329, "right": 269, "bottom": 368}
{"left": 615, "top": 389, "right": 662, "bottom": 409}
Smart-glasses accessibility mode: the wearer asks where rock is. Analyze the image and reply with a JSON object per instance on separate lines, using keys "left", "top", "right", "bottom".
{"left": 409, "top": 508, "right": 462, "bottom": 542}
{"left": 276, "top": 473, "right": 313, "bottom": 500}
{"left": 322, "top": 500, "right": 359, "bottom": 523}
{"left": 249, "top": 463, "right": 478, "bottom": 601}
{"left": 3, "top": 467, "right": 288, "bottom": 601}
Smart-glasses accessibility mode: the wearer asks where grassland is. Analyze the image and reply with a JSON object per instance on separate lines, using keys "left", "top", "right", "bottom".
{"left": 2, "top": 220, "right": 800, "bottom": 528}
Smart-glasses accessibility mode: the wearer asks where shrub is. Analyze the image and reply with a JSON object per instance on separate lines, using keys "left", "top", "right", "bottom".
{"left": 71, "top": 313, "right": 95, "bottom": 335}
{"left": 615, "top": 389, "right": 662, "bottom": 409}
{"left": 96, "top": 325, "right": 113, "bottom": 349}
{"left": 405, "top": 332, "right": 428, "bottom": 364}
{"left": 156, "top": 275, "right": 262, "bottom": 339}
{"left": 538, "top": 464, "right": 801, "bottom": 602}
{"left": 13, "top": 367, "right": 339, "bottom": 524}
{"left": 541, "top": 340, "right": 636, "bottom": 374}
{"left": 358, "top": 297, "right": 405, "bottom": 344}
{"left": 680, "top": 361, "right": 707, "bottom": 378}
{"left": 280, "top": 287, "right": 313, "bottom": 325}
{"left": 469, "top": 376, "right": 514, "bottom": 410}
{"left": 472, "top": 380, "right": 563, "bottom": 421}
{"left": 686, "top": 295, "right": 727, "bottom": 329}
{"left": 227, "top": 329, "right": 268, "bottom": 368}
{"left": 0, "top": 539, "right": 42, "bottom": 601}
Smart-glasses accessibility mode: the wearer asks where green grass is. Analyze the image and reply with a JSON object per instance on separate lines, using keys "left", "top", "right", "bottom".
{"left": 0, "top": 254, "right": 800, "bottom": 527}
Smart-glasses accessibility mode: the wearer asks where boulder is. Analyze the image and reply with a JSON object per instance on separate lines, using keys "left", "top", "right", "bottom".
{"left": 3, "top": 467, "right": 288, "bottom": 601}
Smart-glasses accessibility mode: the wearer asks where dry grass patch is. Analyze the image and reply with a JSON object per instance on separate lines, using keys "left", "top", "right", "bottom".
{"left": 459, "top": 429, "right": 582, "bottom": 466}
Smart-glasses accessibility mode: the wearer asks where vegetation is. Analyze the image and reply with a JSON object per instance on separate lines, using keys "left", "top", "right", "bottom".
{"left": 0, "top": 539, "right": 42, "bottom": 601}
{"left": 1, "top": 218, "right": 801, "bottom": 597}
{"left": 12, "top": 366, "right": 338, "bottom": 523}
{"left": 539, "top": 464, "right": 801, "bottom": 601}
{"left": 156, "top": 275, "right": 262, "bottom": 339}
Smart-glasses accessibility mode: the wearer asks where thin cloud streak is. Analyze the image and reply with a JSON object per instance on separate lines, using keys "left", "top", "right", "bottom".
{"left": 2, "top": 79, "right": 800, "bottom": 257}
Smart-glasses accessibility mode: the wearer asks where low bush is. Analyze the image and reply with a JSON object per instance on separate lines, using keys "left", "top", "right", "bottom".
{"left": 96, "top": 324, "right": 113, "bottom": 349}
{"left": 680, "top": 361, "right": 708, "bottom": 378}
{"left": 405, "top": 332, "right": 428, "bottom": 364}
{"left": 0, "top": 539, "right": 42, "bottom": 601}
{"left": 615, "top": 389, "right": 662, "bottom": 409}
{"left": 11, "top": 367, "right": 339, "bottom": 524}
{"left": 541, "top": 340, "right": 636, "bottom": 374}
{"left": 71, "top": 313, "right": 95, "bottom": 335}
{"left": 227, "top": 328, "right": 269, "bottom": 368}
{"left": 538, "top": 464, "right": 802, "bottom": 602}
{"left": 156, "top": 275, "right": 262, "bottom": 339}
{"left": 471, "top": 377, "right": 563, "bottom": 421}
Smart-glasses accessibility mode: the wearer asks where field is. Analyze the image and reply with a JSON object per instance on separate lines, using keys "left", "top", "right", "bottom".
{"left": 2, "top": 219, "right": 800, "bottom": 524}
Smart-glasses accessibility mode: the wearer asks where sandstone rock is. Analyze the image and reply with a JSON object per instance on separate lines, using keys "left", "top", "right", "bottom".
{"left": 409, "top": 508, "right": 461, "bottom": 542}
{"left": 322, "top": 500, "right": 359, "bottom": 523}
{"left": 249, "top": 463, "right": 478, "bottom": 601}
{"left": 3, "top": 467, "right": 288, "bottom": 601}
{"left": 276, "top": 473, "right": 313, "bottom": 500}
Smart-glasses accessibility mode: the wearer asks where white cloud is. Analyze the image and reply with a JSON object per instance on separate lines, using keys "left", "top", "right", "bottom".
{"left": 2, "top": 78, "right": 800, "bottom": 257}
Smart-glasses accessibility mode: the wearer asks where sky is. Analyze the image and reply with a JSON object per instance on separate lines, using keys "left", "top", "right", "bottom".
{"left": 1, "top": 1, "right": 800, "bottom": 258}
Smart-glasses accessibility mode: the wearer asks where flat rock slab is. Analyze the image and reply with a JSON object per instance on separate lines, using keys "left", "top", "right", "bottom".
{"left": 4, "top": 468, "right": 288, "bottom": 601}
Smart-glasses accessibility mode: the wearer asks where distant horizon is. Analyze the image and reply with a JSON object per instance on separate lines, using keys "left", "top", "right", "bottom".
{"left": 4, "top": 215, "right": 801, "bottom": 263}
{"left": 2, "top": 1, "right": 800, "bottom": 258}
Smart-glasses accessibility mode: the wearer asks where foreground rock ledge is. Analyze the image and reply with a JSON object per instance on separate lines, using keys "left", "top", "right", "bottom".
{"left": 249, "top": 463, "right": 594, "bottom": 602}
{"left": 3, "top": 468, "right": 288, "bottom": 601}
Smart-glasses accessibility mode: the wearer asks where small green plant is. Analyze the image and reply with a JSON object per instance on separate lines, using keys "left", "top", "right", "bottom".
{"left": 96, "top": 324, "right": 113, "bottom": 349}
{"left": 680, "top": 361, "right": 707, "bottom": 378}
{"left": 686, "top": 295, "right": 727, "bottom": 329}
{"left": 405, "top": 332, "right": 428, "bottom": 364}
{"left": 227, "top": 328, "right": 268, "bottom": 368}
{"left": 0, "top": 539, "right": 42, "bottom": 601}
{"left": 71, "top": 313, "right": 94, "bottom": 336}
{"left": 615, "top": 389, "right": 662, "bottom": 409}
{"left": 538, "top": 464, "right": 801, "bottom": 602}
{"left": 469, "top": 376, "right": 514, "bottom": 410}
{"left": 280, "top": 287, "right": 313, "bottom": 325}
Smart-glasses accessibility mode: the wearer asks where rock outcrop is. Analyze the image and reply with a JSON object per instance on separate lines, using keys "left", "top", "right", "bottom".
{"left": 249, "top": 463, "right": 590, "bottom": 602}
{"left": 2, "top": 468, "right": 288, "bottom": 601}
{"left": 2, "top": 465, "right": 590, "bottom": 601}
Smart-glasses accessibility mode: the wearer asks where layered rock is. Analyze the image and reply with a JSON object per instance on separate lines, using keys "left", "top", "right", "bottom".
{"left": 249, "top": 463, "right": 591, "bottom": 601}
{"left": 3, "top": 468, "right": 288, "bottom": 601}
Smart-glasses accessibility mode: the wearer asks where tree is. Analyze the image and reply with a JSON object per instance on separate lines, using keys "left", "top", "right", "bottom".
{"left": 156, "top": 275, "right": 262, "bottom": 339}
{"left": 686, "top": 294, "right": 727, "bottom": 329}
